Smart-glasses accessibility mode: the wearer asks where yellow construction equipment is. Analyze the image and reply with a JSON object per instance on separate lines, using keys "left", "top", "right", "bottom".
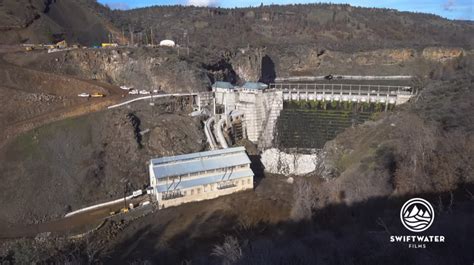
{"left": 101, "top": 43, "right": 118, "bottom": 48}
{"left": 56, "top": 40, "right": 68, "bottom": 49}
{"left": 120, "top": 208, "right": 129, "bottom": 213}
{"left": 91, "top": 92, "right": 105, "bottom": 98}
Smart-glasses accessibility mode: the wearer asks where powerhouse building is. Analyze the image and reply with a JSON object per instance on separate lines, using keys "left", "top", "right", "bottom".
{"left": 149, "top": 147, "right": 254, "bottom": 208}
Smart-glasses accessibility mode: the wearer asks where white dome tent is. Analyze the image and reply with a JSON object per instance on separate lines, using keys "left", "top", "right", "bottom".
{"left": 159, "top": 39, "right": 175, "bottom": 47}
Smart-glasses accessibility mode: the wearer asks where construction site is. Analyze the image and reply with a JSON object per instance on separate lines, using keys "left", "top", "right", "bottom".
{"left": 0, "top": 0, "right": 473, "bottom": 264}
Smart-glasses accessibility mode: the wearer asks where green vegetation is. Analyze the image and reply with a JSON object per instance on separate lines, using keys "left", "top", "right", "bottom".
{"left": 283, "top": 100, "right": 394, "bottom": 113}
{"left": 276, "top": 99, "right": 393, "bottom": 149}
{"left": 7, "top": 115, "right": 92, "bottom": 160}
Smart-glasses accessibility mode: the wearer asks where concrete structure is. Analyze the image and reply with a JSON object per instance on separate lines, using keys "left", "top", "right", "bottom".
{"left": 213, "top": 81, "right": 238, "bottom": 114}
{"left": 211, "top": 82, "right": 283, "bottom": 148}
{"left": 149, "top": 147, "right": 254, "bottom": 209}
{"left": 270, "top": 83, "right": 413, "bottom": 105}
{"left": 210, "top": 80, "right": 414, "bottom": 150}
{"left": 275, "top": 75, "right": 412, "bottom": 82}
{"left": 236, "top": 88, "right": 283, "bottom": 148}
{"left": 212, "top": 81, "right": 235, "bottom": 92}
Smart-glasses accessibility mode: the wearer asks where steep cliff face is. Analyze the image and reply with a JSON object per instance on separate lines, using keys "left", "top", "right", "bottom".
{"left": 422, "top": 47, "right": 465, "bottom": 61}
{"left": 204, "top": 48, "right": 274, "bottom": 84}
{"left": 230, "top": 48, "right": 265, "bottom": 82}
{"left": 20, "top": 48, "right": 211, "bottom": 93}
{"left": 193, "top": 46, "right": 470, "bottom": 86}
{"left": 269, "top": 47, "right": 469, "bottom": 77}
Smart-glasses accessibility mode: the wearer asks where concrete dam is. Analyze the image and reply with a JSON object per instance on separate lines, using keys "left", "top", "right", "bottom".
{"left": 270, "top": 82, "right": 413, "bottom": 150}
{"left": 207, "top": 79, "right": 414, "bottom": 153}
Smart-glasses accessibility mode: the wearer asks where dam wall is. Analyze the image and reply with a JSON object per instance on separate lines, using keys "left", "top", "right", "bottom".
{"left": 236, "top": 90, "right": 283, "bottom": 145}
{"left": 211, "top": 81, "right": 413, "bottom": 151}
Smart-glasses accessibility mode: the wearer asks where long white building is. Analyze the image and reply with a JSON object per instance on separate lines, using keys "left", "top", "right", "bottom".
{"left": 149, "top": 147, "right": 254, "bottom": 209}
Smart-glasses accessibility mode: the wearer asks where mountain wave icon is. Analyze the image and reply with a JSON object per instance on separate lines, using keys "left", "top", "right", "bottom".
{"left": 403, "top": 205, "right": 431, "bottom": 229}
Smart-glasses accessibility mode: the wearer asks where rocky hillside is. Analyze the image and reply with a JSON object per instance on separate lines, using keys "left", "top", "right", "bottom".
{"left": 0, "top": 0, "right": 117, "bottom": 45}
{"left": 4, "top": 47, "right": 211, "bottom": 92}
{"left": 0, "top": 98, "right": 206, "bottom": 224}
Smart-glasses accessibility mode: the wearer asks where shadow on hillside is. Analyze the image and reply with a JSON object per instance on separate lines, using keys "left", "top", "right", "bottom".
{"left": 249, "top": 154, "right": 265, "bottom": 187}
{"left": 259, "top": 55, "right": 276, "bottom": 84}
{"left": 103, "top": 183, "right": 474, "bottom": 265}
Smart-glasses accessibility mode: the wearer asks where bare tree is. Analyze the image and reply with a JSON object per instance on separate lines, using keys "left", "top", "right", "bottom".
{"left": 290, "top": 178, "right": 317, "bottom": 221}
{"left": 211, "top": 236, "right": 242, "bottom": 265}
{"left": 393, "top": 113, "right": 437, "bottom": 193}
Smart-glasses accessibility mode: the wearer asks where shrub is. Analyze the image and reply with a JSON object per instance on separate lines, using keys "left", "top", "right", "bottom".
{"left": 211, "top": 236, "right": 242, "bottom": 265}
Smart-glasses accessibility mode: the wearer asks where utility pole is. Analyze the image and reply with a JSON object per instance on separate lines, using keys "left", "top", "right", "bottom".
{"left": 122, "top": 26, "right": 125, "bottom": 44}
{"left": 184, "top": 30, "right": 189, "bottom": 56}
{"left": 145, "top": 30, "right": 149, "bottom": 46}
{"left": 129, "top": 24, "right": 134, "bottom": 46}
{"left": 151, "top": 28, "right": 154, "bottom": 46}
{"left": 121, "top": 178, "right": 129, "bottom": 210}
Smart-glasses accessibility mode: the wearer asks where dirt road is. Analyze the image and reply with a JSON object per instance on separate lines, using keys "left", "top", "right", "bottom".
{"left": 0, "top": 196, "right": 148, "bottom": 239}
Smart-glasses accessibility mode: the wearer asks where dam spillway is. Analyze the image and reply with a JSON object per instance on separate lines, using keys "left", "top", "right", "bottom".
{"left": 274, "top": 101, "right": 382, "bottom": 150}
{"left": 209, "top": 80, "right": 415, "bottom": 151}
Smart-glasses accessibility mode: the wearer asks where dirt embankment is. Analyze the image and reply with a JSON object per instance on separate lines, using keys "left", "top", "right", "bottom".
{"left": 0, "top": 98, "right": 206, "bottom": 225}
{"left": 0, "top": 54, "right": 125, "bottom": 148}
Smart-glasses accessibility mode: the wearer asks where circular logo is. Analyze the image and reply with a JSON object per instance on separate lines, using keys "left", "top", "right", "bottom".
{"left": 400, "top": 198, "right": 434, "bottom": 232}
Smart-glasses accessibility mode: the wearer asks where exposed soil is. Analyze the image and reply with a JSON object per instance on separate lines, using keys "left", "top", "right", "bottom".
{"left": 0, "top": 50, "right": 127, "bottom": 148}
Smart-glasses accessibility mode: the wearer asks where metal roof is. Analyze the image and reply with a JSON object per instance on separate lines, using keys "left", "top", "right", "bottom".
{"left": 212, "top": 81, "right": 234, "bottom": 89}
{"left": 241, "top": 82, "right": 268, "bottom": 90}
{"left": 150, "top": 147, "right": 251, "bottom": 179}
{"left": 151, "top": 147, "right": 246, "bottom": 164}
{"left": 155, "top": 169, "right": 253, "bottom": 192}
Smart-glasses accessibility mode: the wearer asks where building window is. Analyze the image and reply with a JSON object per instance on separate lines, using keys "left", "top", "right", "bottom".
{"left": 241, "top": 180, "right": 245, "bottom": 186}
{"left": 197, "top": 188, "right": 201, "bottom": 194}
{"left": 191, "top": 189, "right": 194, "bottom": 195}
{"left": 162, "top": 190, "right": 183, "bottom": 200}
{"left": 248, "top": 179, "right": 251, "bottom": 185}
